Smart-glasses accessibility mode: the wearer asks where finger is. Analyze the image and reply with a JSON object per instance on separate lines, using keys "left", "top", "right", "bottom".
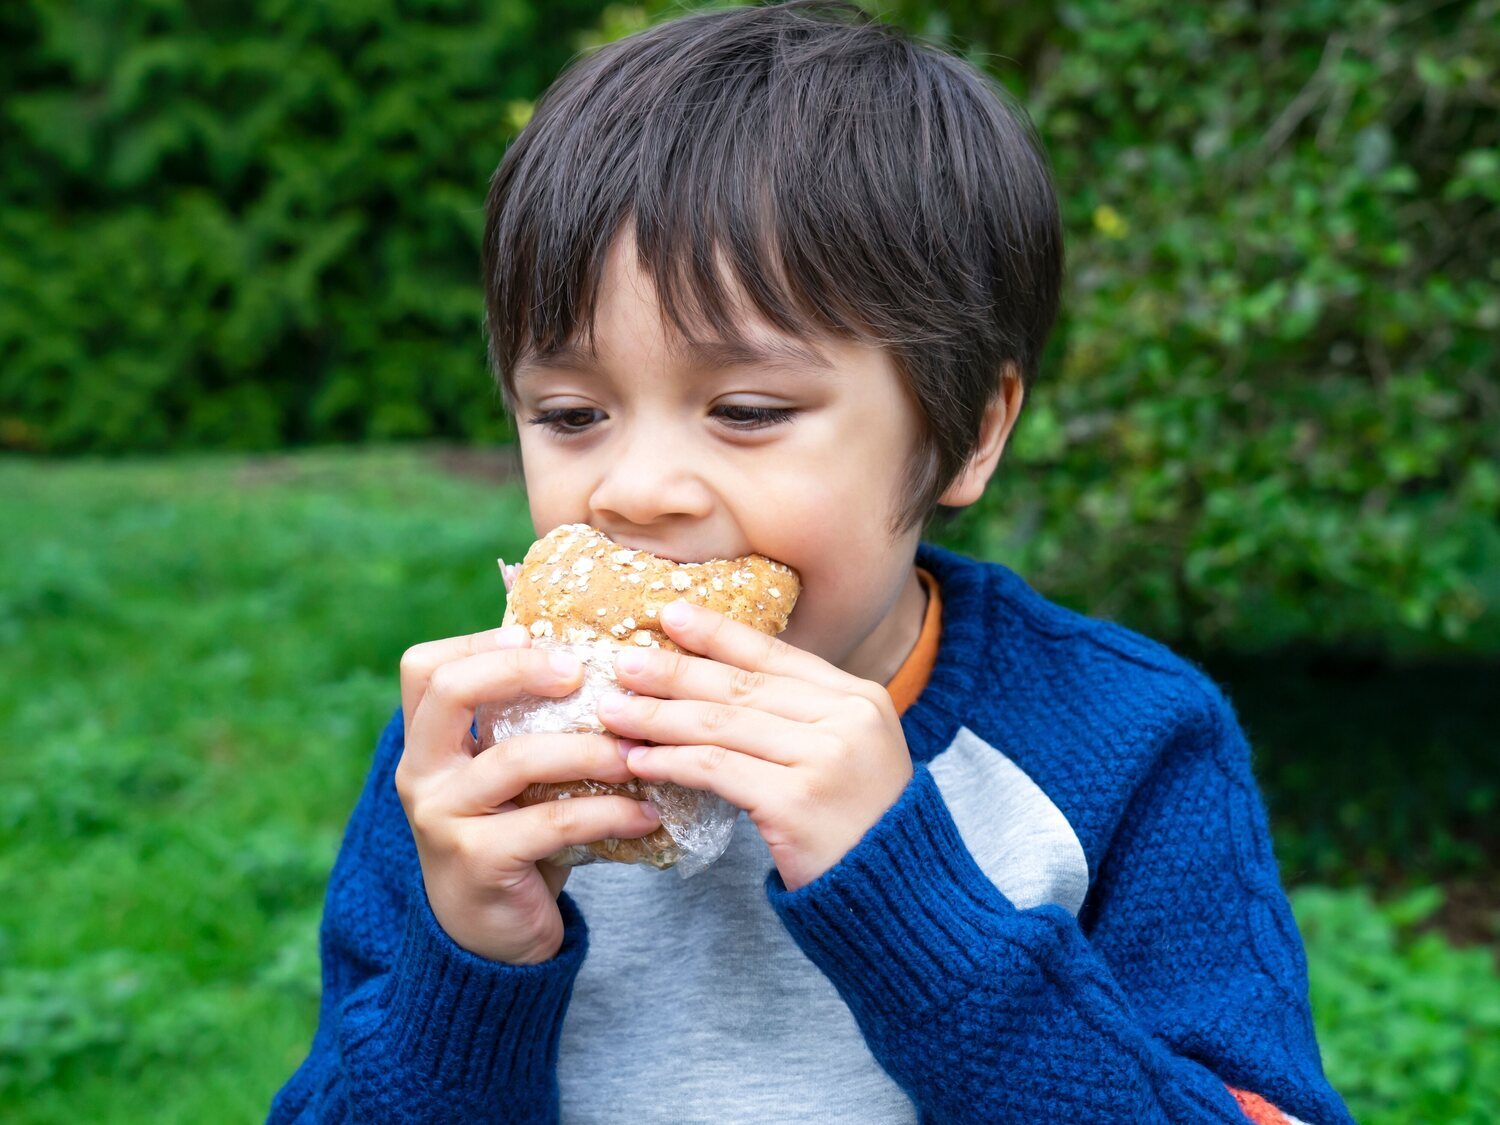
{"left": 400, "top": 624, "right": 530, "bottom": 738}
{"left": 656, "top": 599, "right": 856, "bottom": 693}
{"left": 474, "top": 794, "right": 664, "bottom": 868}
{"left": 435, "top": 731, "right": 638, "bottom": 816}
{"left": 622, "top": 740, "right": 785, "bottom": 816}
{"left": 610, "top": 645, "right": 830, "bottom": 723}
{"left": 402, "top": 644, "right": 586, "bottom": 781}
{"left": 598, "top": 694, "right": 808, "bottom": 767}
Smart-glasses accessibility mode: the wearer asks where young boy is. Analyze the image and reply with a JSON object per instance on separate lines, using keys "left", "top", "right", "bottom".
{"left": 271, "top": 3, "right": 1353, "bottom": 1122}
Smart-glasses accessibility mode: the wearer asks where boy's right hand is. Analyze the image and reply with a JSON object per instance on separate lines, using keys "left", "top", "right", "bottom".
{"left": 395, "top": 625, "right": 661, "bottom": 965}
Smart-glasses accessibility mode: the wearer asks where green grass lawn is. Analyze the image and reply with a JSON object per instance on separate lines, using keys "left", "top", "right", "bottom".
{"left": 1, "top": 446, "right": 1495, "bottom": 1122}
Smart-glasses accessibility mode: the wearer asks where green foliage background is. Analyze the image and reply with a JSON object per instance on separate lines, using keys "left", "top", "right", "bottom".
{"left": 0, "top": 0, "right": 601, "bottom": 453}
{"left": 3, "top": 0, "right": 1497, "bottom": 658}
{"left": 910, "top": 0, "right": 1500, "bottom": 657}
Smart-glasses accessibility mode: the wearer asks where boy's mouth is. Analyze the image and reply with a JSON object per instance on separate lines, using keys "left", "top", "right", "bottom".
{"left": 499, "top": 543, "right": 726, "bottom": 591}
{"left": 609, "top": 538, "right": 721, "bottom": 566}
{"left": 629, "top": 547, "right": 707, "bottom": 565}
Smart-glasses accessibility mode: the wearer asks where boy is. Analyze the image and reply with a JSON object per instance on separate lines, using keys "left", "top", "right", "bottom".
{"left": 271, "top": 3, "right": 1353, "bottom": 1122}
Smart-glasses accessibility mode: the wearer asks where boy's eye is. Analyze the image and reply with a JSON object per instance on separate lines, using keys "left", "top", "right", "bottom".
{"left": 713, "top": 404, "right": 797, "bottom": 430}
{"left": 526, "top": 404, "right": 797, "bottom": 437}
{"left": 527, "top": 407, "right": 601, "bottom": 435}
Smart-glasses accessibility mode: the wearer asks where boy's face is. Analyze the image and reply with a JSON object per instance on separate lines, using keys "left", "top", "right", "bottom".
{"left": 510, "top": 234, "right": 929, "bottom": 685}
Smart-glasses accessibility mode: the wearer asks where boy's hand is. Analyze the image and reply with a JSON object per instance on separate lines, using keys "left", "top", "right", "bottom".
{"left": 599, "top": 599, "right": 915, "bottom": 892}
{"left": 394, "top": 627, "right": 662, "bottom": 965}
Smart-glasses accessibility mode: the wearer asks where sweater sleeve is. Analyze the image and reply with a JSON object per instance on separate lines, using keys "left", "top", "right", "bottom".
{"left": 267, "top": 706, "right": 586, "bottom": 1124}
{"left": 763, "top": 690, "right": 1354, "bottom": 1125}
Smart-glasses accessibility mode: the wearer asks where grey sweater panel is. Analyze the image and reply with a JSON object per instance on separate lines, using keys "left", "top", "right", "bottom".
{"left": 557, "top": 725, "right": 1089, "bottom": 1123}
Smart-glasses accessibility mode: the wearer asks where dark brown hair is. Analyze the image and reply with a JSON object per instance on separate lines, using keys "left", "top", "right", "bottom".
{"left": 482, "top": 0, "right": 1063, "bottom": 536}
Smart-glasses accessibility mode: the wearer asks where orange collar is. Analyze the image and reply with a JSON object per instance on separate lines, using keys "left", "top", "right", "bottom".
{"left": 884, "top": 567, "right": 942, "bottom": 715}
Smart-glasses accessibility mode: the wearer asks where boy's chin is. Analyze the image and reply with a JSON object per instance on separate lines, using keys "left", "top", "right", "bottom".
{"left": 772, "top": 614, "right": 828, "bottom": 663}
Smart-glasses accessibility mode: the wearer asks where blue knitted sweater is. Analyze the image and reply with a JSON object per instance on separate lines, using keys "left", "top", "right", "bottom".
{"left": 269, "top": 543, "right": 1353, "bottom": 1124}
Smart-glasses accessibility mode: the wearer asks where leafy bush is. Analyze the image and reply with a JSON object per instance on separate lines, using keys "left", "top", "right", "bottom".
{"left": 0, "top": 0, "right": 604, "bottom": 453}
{"left": 1292, "top": 883, "right": 1500, "bottom": 1124}
{"left": 895, "top": 0, "right": 1500, "bottom": 657}
{"left": 4, "top": 0, "right": 1496, "bottom": 660}
{"left": 0, "top": 950, "right": 189, "bottom": 1096}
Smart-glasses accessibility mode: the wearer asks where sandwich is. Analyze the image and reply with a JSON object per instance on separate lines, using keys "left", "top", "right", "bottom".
{"left": 481, "top": 523, "right": 800, "bottom": 872}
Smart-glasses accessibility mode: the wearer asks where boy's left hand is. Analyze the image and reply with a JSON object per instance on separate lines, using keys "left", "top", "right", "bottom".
{"left": 597, "top": 598, "right": 914, "bottom": 891}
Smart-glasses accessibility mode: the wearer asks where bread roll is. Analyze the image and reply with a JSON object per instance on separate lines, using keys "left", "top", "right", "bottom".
{"left": 501, "top": 523, "right": 799, "bottom": 652}
{"left": 491, "top": 523, "right": 800, "bottom": 869}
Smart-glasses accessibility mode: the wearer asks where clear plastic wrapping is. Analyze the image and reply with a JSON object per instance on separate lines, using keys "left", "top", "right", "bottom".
{"left": 474, "top": 637, "right": 738, "bottom": 878}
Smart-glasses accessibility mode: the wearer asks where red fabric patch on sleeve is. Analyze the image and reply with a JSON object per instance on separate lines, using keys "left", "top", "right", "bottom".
{"left": 1227, "top": 1085, "right": 1291, "bottom": 1124}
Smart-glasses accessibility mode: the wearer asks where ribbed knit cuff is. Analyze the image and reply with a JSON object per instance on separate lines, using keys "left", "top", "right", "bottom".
{"left": 375, "top": 884, "right": 588, "bottom": 1095}
{"left": 765, "top": 765, "right": 1023, "bottom": 1024}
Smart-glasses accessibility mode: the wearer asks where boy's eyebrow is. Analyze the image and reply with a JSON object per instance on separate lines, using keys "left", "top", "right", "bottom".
{"left": 514, "top": 337, "right": 836, "bottom": 382}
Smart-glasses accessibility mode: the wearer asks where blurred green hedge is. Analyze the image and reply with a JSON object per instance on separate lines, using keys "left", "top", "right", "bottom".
{"left": 908, "top": 0, "right": 1500, "bottom": 658}
{"left": 0, "top": 0, "right": 602, "bottom": 451}
{"left": 1291, "top": 882, "right": 1500, "bottom": 1123}
{"left": 3, "top": 0, "right": 1496, "bottom": 657}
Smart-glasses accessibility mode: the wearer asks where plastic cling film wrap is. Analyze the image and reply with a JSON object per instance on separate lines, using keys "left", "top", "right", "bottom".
{"left": 473, "top": 638, "right": 738, "bottom": 878}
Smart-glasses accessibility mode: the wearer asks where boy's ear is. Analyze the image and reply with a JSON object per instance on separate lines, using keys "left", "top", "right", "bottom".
{"left": 936, "top": 366, "right": 1025, "bottom": 508}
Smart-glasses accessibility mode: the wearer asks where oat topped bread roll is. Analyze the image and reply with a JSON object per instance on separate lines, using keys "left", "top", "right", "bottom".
{"left": 482, "top": 523, "right": 801, "bottom": 873}
{"left": 501, "top": 523, "right": 800, "bottom": 654}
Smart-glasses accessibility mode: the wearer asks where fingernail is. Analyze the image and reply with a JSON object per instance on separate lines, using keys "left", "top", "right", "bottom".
{"left": 550, "top": 651, "right": 580, "bottom": 676}
{"left": 662, "top": 600, "right": 691, "bottom": 627}
{"left": 638, "top": 800, "right": 659, "bottom": 821}
{"left": 626, "top": 745, "right": 647, "bottom": 768}
{"left": 616, "top": 649, "right": 647, "bottom": 674}
{"left": 600, "top": 692, "right": 627, "bottom": 714}
{"left": 495, "top": 625, "right": 528, "bottom": 648}
{"left": 617, "top": 737, "right": 642, "bottom": 760}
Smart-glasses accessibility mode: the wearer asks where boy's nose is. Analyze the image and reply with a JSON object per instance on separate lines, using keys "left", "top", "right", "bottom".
{"left": 588, "top": 444, "right": 714, "bottom": 528}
